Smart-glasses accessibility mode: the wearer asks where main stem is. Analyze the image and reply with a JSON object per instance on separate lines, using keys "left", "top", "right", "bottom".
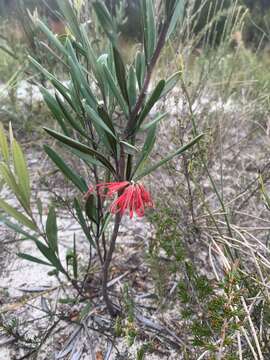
{"left": 102, "top": 212, "right": 122, "bottom": 316}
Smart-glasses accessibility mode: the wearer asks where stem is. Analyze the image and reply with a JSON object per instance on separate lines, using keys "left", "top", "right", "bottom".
{"left": 124, "top": 20, "right": 170, "bottom": 137}
{"left": 102, "top": 212, "right": 122, "bottom": 316}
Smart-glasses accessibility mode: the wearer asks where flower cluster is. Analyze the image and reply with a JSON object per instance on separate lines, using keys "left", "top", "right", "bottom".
{"left": 86, "top": 181, "right": 153, "bottom": 219}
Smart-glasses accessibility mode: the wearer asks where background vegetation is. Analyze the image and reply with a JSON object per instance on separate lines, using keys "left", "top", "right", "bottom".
{"left": 1, "top": 0, "right": 270, "bottom": 359}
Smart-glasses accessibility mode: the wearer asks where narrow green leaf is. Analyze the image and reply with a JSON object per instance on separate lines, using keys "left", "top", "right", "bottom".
{"left": 44, "top": 145, "right": 87, "bottom": 193}
{"left": 74, "top": 198, "right": 96, "bottom": 247}
{"left": 161, "top": 71, "right": 181, "bottom": 97}
{"left": 41, "top": 88, "right": 70, "bottom": 136}
{"left": 57, "top": 0, "right": 82, "bottom": 41}
{"left": 135, "top": 52, "right": 146, "bottom": 89}
{"left": 127, "top": 66, "right": 137, "bottom": 109}
{"left": 141, "top": 0, "right": 157, "bottom": 64}
{"left": 85, "top": 194, "right": 98, "bottom": 225}
{"left": 134, "top": 134, "right": 204, "bottom": 180}
{"left": 37, "top": 19, "right": 67, "bottom": 56}
{"left": 166, "top": 0, "right": 186, "bottom": 40}
{"left": 85, "top": 105, "right": 117, "bottom": 140}
{"left": 35, "top": 239, "right": 65, "bottom": 273}
{"left": 46, "top": 206, "right": 58, "bottom": 254}
{"left": 102, "top": 64, "right": 129, "bottom": 117}
{"left": 0, "top": 198, "right": 36, "bottom": 230}
{"left": 113, "top": 47, "right": 130, "bottom": 106}
{"left": 18, "top": 253, "right": 52, "bottom": 266}
{"left": 135, "top": 80, "right": 165, "bottom": 131}
{"left": 0, "top": 123, "right": 9, "bottom": 162}
{"left": 12, "top": 140, "right": 31, "bottom": 208}
{"left": 140, "top": 112, "right": 168, "bottom": 131}
{"left": 0, "top": 162, "right": 28, "bottom": 209}
{"left": 0, "top": 217, "right": 38, "bottom": 241}
{"left": 44, "top": 128, "right": 116, "bottom": 175}
{"left": 93, "top": 1, "right": 117, "bottom": 44}
{"left": 132, "top": 124, "right": 156, "bottom": 178}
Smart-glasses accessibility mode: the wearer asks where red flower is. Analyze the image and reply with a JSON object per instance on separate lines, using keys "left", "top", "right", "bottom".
{"left": 85, "top": 181, "right": 153, "bottom": 218}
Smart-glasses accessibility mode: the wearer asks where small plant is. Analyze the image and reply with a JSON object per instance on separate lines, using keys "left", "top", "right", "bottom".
{"left": 0, "top": 0, "right": 202, "bottom": 316}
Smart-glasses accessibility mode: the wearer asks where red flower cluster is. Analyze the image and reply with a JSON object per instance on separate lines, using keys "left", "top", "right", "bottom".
{"left": 86, "top": 181, "right": 153, "bottom": 218}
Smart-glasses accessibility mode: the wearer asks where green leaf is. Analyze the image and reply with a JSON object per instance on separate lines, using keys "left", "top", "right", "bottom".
{"left": 0, "top": 123, "right": 9, "bottom": 162}
{"left": 57, "top": 0, "right": 82, "bottom": 41}
{"left": 102, "top": 64, "right": 129, "bottom": 117}
{"left": 93, "top": 1, "right": 117, "bottom": 44}
{"left": 0, "top": 217, "right": 38, "bottom": 241}
{"left": 135, "top": 80, "right": 165, "bottom": 131}
{"left": 127, "top": 66, "right": 137, "bottom": 109}
{"left": 12, "top": 139, "right": 31, "bottom": 208}
{"left": 18, "top": 253, "right": 52, "bottom": 266}
{"left": 134, "top": 134, "right": 204, "bottom": 180}
{"left": 132, "top": 124, "right": 156, "bottom": 178}
{"left": 140, "top": 112, "right": 168, "bottom": 131}
{"left": 37, "top": 19, "right": 67, "bottom": 56}
{"left": 0, "top": 162, "right": 28, "bottom": 209}
{"left": 85, "top": 194, "right": 98, "bottom": 225}
{"left": 66, "top": 39, "right": 97, "bottom": 109}
{"left": 166, "top": 0, "right": 186, "bottom": 40}
{"left": 135, "top": 52, "right": 146, "bottom": 89}
{"left": 46, "top": 206, "right": 58, "bottom": 254}
{"left": 0, "top": 198, "right": 36, "bottom": 230}
{"left": 161, "top": 71, "right": 181, "bottom": 97}
{"left": 55, "top": 94, "right": 87, "bottom": 137}
{"left": 41, "top": 88, "right": 70, "bottom": 136}
{"left": 44, "top": 128, "right": 116, "bottom": 175}
{"left": 85, "top": 105, "right": 117, "bottom": 140}
{"left": 35, "top": 239, "right": 65, "bottom": 273}
{"left": 113, "top": 47, "right": 130, "bottom": 106}
{"left": 44, "top": 145, "right": 88, "bottom": 193}
{"left": 141, "top": 0, "right": 157, "bottom": 64}
{"left": 74, "top": 198, "right": 96, "bottom": 247}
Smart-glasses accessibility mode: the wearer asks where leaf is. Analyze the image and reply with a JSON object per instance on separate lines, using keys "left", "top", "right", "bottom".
{"left": 12, "top": 139, "right": 31, "bottom": 209}
{"left": 44, "top": 145, "right": 88, "bottom": 193}
{"left": 0, "top": 216, "right": 38, "bottom": 241}
{"left": 40, "top": 88, "right": 70, "bottom": 136}
{"left": 161, "top": 71, "right": 181, "bottom": 97}
{"left": 140, "top": 112, "right": 168, "bottom": 131}
{"left": 166, "top": 0, "right": 186, "bottom": 40}
{"left": 113, "top": 47, "right": 130, "bottom": 106}
{"left": 18, "top": 253, "right": 52, "bottom": 266}
{"left": 93, "top": 1, "right": 117, "bottom": 44}
{"left": 37, "top": 19, "right": 67, "bottom": 56}
{"left": 0, "top": 162, "right": 28, "bottom": 209}
{"left": 0, "top": 198, "right": 36, "bottom": 230}
{"left": 66, "top": 39, "right": 97, "bottom": 109}
{"left": 46, "top": 206, "right": 58, "bottom": 254}
{"left": 135, "top": 52, "right": 146, "bottom": 89}
{"left": 127, "top": 66, "right": 137, "bottom": 109}
{"left": 135, "top": 80, "right": 165, "bottom": 131}
{"left": 0, "top": 123, "right": 9, "bottom": 162}
{"left": 134, "top": 134, "right": 204, "bottom": 180}
{"left": 74, "top": 198, "right": 96, "bottom": 247}
{"left": 85, "top": 194, "right": 98, "bottom": 225}
{"left": 85, "top": 105, "right": 117, "bottom": 140}
{"left": 132, "top": 124, "right": 156, "bottom": 178}
{"left": 35, "top": 239, "right": 65, "bottom": 273}
{"left": 102, "top": 64, "right": 129, "bottom": 117}
{"left": 44, "top": 128, "right": 116, "bottom": 175}
{"left": 141, "top": 0, "right": 157, "bottom": 64}
{"left": 57, "top": 0, "right": 82, "bottom": 41}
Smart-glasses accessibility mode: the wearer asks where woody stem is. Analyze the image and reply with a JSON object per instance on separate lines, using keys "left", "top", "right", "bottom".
{"left": 102, "top": 144, "right": 125, "bottom": 316}
{"left": 101, "top": 212, "right": 122, "bottom": 317}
